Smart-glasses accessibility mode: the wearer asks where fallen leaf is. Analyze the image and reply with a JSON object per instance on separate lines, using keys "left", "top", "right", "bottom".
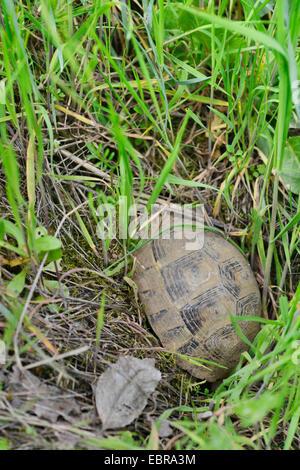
{"left": 157, "top": 419, "right": 173, "bottom": 437}
{"left": 7, "top": 367, "right": 80, "bottom": 423}
{"left": 197, "top": 410, "right": 213, "bottom": 421}
{"left": 95, "top": 356, "right": 161, "bottom": 429}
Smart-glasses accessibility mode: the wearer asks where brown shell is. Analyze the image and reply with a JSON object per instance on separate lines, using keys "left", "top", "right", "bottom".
{"left": 133, "top": 231, "right": 261, "bottom": 381}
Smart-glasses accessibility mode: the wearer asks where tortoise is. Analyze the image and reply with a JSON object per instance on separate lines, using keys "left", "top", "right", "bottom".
{"left": 133, "top": 229, "right": 262, "bottom": 381}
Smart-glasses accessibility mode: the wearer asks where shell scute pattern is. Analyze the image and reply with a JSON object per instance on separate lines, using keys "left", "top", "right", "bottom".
{"left": 134, "top": 231, "right": 262, "bottom": 381}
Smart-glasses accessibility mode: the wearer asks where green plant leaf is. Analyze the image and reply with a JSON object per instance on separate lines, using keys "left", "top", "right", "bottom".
{"left": 271, "top": 211, "right": 300, "bottom": 242}
{"left": 0, "top": 438, "right": 9, "bottom": 450}
{"left": 146, "top": 110, "right": 190, "bottom": 210}
{"left": 235, "top": 392, "right": 283, "bottom": 427}
{"left": 35, "top": 235, "right": 62, "bottom": 252}
{"left": 280, "top": 136, "right": 300, "bottom": 194}
{"left": 43, "top": 279, "right": 69, "bottom": 297}
{"left": 177, "top": 6, "right": 287, "bottom": 58}
{"left": 39, "top": 247, "right": 62, "bottom": 264}
{"left": 6, "top": 268, "right": 27, "bottom": 297}
{"left": 0, "top": 79, "right": 6, "bottom": 105}
{"left": 0, "top": 219, "right": 26, "bottom": 248}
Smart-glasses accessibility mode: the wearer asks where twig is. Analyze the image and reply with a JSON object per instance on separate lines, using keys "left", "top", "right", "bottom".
{"left": 23, "top": 345, "right": 90, "bottom": 370}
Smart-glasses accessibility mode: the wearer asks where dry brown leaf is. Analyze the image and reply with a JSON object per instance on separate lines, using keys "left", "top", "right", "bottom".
{"left": 157, "top": 419, "right": 173, "bottom": 437}
{"left": 95, "top": 356, "right": 161, "bottom": 430}
{"left": 7, "top": 367, "right": 80, "bottom": 423}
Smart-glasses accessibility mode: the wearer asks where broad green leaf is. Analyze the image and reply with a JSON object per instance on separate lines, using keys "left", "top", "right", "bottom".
{"left": 43, "top": 279, "right": 69, "bottom": 297}
{"left": 0, "top": 219, "right": 25, "bottom": 247}
{"left": 35, "top": 235, "right": 62, "bottom": 252}
{"left": 6, "top": 269, "right": 27, "bottom": 297}
{"left": 235, "top": 392, "right": 283, "bottom": 427}
{"left": 0, "top": 438, "right": 9, "bottom": 450}
{"left": 280, "top": 136, "right": 300, "bottom": 194}
{"left": 41, "top": 248, "right": 63, "bottom": 267}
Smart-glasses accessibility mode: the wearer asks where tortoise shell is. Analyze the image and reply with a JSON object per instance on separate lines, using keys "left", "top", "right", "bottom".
{"left": 133, "top": 230, "right": 261, "bottom": 381}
